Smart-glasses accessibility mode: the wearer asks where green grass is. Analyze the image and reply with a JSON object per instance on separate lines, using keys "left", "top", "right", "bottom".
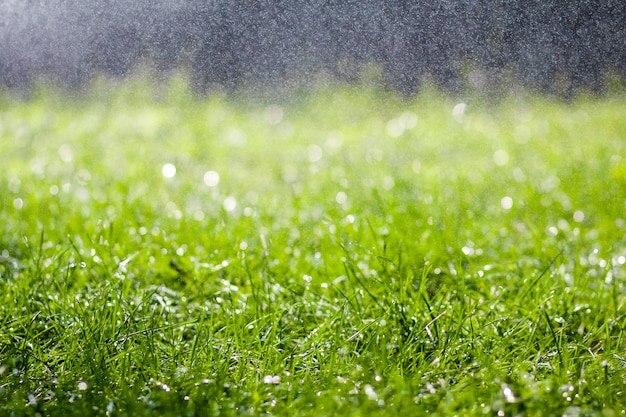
{"left": 1, "top": 78, "right": 626, "bottom": 416}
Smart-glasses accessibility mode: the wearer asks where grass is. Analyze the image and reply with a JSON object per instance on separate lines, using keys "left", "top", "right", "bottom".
{"left": 1, "top": 77, "right": 626, "bottom": 416}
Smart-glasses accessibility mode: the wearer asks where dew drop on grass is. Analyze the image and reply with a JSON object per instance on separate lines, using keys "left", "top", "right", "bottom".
{"left": 364, "top": 384, "right": 378, "bottom": 401}
{"left": 307, "top": 144, "right": 323, "bottom": 162}
{"left": 513, "top": 167, "right": 526, "bottom": 182}
{"left": 400, "top": 111, "right": 417, "bottom": 129}
{"left": 265, "top": 105, "right": 283, "bottom": 125}
{"left": 382, "top": 176, "right": 394, "bottom": 190}
{"left": 203, "top": 170, "right": 219, "bottom": 187}
{"left": 493, "top": 150, "right": 509, "bottom": 166}
{"left": 58, "top": 144, "right": 73, "bottom": 162}
{"left": 501, "top": 384, "right": 516, "bottom": 403}
{"left": 573, "top": 210, "right": 585, "bottom": 222}
{"left": 386, "top": 118, "right": 404, "bottom": 137}
{"left": 13, "top": 198, "right": 23, "bottom": 209}
{"left": 452, "top": 103, "right": 466, "bottom": 121}
{"left": 263, "top": 375, "right": 281, "bottom": 385}
{"left": 223, "top": 196, "right": 237, "bottom": 212}
{"left": 501, "top": 196, "right": 513, "bottom": 210}
{"left": 336, "top": 191, "right": 347, "bottom": 204}
{"left": 77, "top": 381, "right": 88, "bottom": 391}
{"left": 412, "top": 160, "right": 421, "bottom": 174}
{"left": 162, "top": 163, "right": 176, "bottom": 178}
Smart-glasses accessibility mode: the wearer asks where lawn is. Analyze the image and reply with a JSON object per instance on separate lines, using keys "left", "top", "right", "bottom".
{"left": 1, "top": 78, "right": 626, "bottom": 416}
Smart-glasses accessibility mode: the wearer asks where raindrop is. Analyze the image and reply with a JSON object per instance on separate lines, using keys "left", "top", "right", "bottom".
{"left": 203, "top": 170, "right": 220, "bottom": 187}
{"left": 13, "top": 198, "right": 23, "bottom": 209}
{"left": 77, "top": 381, "right": 88, "bottom": 391}
{"left": 162, "top": 163, "right": 176, "bottom": 178}
{"left": 49, "top": 185, "right": 59, "bottom": 195}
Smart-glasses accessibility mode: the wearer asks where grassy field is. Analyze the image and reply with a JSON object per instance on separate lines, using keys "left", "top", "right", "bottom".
{"left": 1, "top": 79, "right": 626, "bottom": 416}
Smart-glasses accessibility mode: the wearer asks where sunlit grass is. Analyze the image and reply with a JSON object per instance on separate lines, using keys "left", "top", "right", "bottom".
{"left": 1, "top": 80, "right": 626, "bottom": 416}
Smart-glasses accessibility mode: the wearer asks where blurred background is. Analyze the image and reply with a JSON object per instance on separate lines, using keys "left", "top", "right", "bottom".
{"left": 1, "top": 0, "right": 625, "bottom": 97}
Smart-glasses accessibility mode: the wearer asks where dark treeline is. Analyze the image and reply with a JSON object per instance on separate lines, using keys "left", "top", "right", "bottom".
{"left": 1, "top": 0, "right": 625, "bottom": 96}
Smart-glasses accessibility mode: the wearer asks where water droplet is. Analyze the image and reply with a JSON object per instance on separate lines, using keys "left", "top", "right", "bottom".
{"left": 364, "top": 384, "right": 378, "bottom": 401}
{"left": 58, "top": 144, "right": 73, "bottom": 162}
{"left": 77, "top": 381, "right": 88, "bottom": 391}
{"left": 265, "top": 105, "right": 283, "bottom": 125}
{"left": 336, "top": 191, "right": 347, "bottom": 204}
{"left": 203, "top": 170, "right": 220, "bottom": 187}
{"left": 162, "top": 163, "right": 176, "bottom": 178}
{"left": 501, "top": 384, "right": 516, "bottom": 403}
{"left": 307, "top": 144, "right": 323, "bottom": 162}
{"left": 493, "top": 150, "right": 509, "bottom": 166}
{"left": 501, "top": 196, "right": 513, "bottom": 210}
{"left": 400, "top": 111, "right": 417, "bottom": 128}
{"left": 13, "top": 198, "right": 23, "bottom": 209}
{"left": 412, "top": 160, "right": 422, "bottom": 174}
{"left": 513, "top": 167, "right": 526, "bottom": 182}
{"left": 452, "top": 103, "right": 466, "bottom": 121}
{"left": 386, "top": 118, "right": 404, "bottom": 137}
{"left": 573, "top": 211, "right": 585, "bottom": 222}
{"left": 382, "top": 176, "right": 394, "bottom": 190}
{"left": 263, "top": 375, "right": 281, "bottom": 384}
{"left": 223, "top": 196, "right": 237, "bottom": 212}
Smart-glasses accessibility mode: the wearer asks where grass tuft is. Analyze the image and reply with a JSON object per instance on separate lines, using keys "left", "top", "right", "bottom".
{"left": 1, "top": 82, "right": 626, "bottom": 415}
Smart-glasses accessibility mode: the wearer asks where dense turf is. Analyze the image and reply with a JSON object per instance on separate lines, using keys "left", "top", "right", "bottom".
{"left": 1, "top": 79, "right": 626, "bottom": 416}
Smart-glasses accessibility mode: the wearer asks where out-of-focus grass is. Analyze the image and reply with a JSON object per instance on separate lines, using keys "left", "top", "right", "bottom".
{"left": 1, "top": 78, "right": 626, "bottom": 416}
